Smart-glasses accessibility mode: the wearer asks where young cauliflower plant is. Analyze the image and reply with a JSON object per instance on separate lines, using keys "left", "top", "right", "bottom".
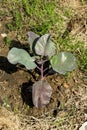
{"left": 7, "top": 32, "right": 76, "bottom": 108}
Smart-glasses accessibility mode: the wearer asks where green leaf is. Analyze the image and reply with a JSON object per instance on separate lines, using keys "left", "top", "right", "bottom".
{"left": 7, "top": 47, "right": 37, "bottom": 70}
{"left": 35, "top": 34, "right": 56, "bottom": 57}
{"left": 50, "top": 52, "right": 76, "bottom": 74}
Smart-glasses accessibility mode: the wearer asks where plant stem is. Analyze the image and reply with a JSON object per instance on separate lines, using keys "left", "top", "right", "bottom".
{"left": 36, "top": 57, "right": 45, "bottom": 80}
{"left": 41, "top": 62, "right": 44, "bottom": 80}
{"left": 40, "top": 57, "right": 44, "bottom": 80}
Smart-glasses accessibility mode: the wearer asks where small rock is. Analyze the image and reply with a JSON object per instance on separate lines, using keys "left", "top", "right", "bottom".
{"left": 1, "top": 33, "right": 7, "bottom": 38}
{"left": 79, "top": 122, "right": 87, "bottom": 130}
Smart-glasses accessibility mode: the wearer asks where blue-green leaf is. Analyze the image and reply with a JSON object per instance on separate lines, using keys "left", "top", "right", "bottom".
{"left": 7, "top": 47, "right": 37, "bottom": 70}
{"left": 50, "top": 52, "right": 76, "bottom": 74}
{"left": 35, "top": 34, "right": 56, "bottom": 57}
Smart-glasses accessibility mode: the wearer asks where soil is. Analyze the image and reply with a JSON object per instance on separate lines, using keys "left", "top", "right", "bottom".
{"left": 0, "top": 43, "right": 86, "bottom": 118}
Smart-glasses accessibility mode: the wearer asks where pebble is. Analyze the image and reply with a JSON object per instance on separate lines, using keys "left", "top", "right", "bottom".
{"left": 1, "top": 33, "right": 7, "bottom": 38}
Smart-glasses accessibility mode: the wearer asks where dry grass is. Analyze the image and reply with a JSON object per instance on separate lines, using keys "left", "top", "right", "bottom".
{"left": 0, "top": 107, "right": 21, "bottom": 130}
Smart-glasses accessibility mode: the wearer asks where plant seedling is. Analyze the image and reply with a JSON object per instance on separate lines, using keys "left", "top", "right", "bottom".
{"left": 7, "top": 31, "right": 76, "bottom": 108}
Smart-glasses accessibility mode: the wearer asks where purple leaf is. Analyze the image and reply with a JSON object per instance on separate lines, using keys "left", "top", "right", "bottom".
{"left": 35, "top": 34, "right": 56, "bottom": 57}
{"left": 32, "top": 80, "right": 52, "bottom": 108}
{"left": 28, "top": 31, "right": 39, "bottom": 52}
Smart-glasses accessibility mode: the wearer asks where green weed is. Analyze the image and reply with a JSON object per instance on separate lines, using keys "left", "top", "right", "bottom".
{"left": 79, "top": 50, "right": 87, "bottom": 72}
{"left": 81, "top": 0, "right": 87, "bottom": 4}
{"left": 13, "top": 11, "right": 22, "bottom": 30}
{"left": 3, "top": 0, "right": 87, "bottom": 73}
{"left": 6, "top": 11, "right": 22, "bottom": 30}
{"left": 4, "top": 36, "right": 11, "bottom": 46}
{"left": 3, "top": 98, "right": 10, "bottom": 108}
{"left": 22, "top": 0, "right": 62, "bottom": 34}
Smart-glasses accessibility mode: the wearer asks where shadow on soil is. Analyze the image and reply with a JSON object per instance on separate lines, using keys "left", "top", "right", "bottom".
{"left": 21, "top": 81, "right": 34, "bottom": 107}
{"left": 9, "top": 40, "right": 30, "bottom": 53}
{"left": 0, "top": 56, "right": 17, "bottom": 74}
